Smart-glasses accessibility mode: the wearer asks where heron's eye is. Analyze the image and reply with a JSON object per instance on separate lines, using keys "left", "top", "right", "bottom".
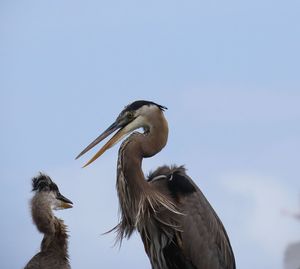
{"left": 127, "top": 112, "right": 134, "bottom": 119}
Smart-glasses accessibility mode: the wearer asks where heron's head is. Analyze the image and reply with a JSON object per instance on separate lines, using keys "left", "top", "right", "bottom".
{"left": 76, "top": 100, "right": 167, "bottom": 167}
{"left": 32, "top": 173, "right": 73, "bottom": 210}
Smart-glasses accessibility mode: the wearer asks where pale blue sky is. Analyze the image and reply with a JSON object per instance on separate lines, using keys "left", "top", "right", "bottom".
{"left": 1, "top": 1, "right": 300, "bottom": 268}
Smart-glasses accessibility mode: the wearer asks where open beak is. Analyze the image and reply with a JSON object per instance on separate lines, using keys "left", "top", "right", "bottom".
{"left": 57, "top": 192, "right": 73, "bottom": 209}
{"left": 75, "top": 119, "right": 133, "bottom": 167}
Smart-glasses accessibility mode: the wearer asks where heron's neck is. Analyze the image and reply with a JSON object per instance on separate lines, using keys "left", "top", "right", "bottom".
{"left": 141, "top": 111, "right": 169, "bottom": 158}
{"left": 117, "top": 112, "right": 168, "bottom": 200}
{"left": 31, "top": 193, "right": 69, "bottom": 259}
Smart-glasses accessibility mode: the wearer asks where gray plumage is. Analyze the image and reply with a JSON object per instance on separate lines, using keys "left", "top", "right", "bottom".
{"left": 24, "top": 173, "right": 73, "bottom": 269}
{"left": 76, "top": 100, "right": 236, "bottom": 269}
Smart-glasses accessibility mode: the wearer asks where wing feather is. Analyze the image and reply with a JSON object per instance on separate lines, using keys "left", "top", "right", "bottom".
{"left": 148, "top": 165, "right": 236, "bottom": 269}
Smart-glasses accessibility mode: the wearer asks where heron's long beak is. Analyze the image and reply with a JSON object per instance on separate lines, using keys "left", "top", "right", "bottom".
{"left": 75, "top": 119, "right": 132, "bottom": 167}
{"left": 57, "top": 193, "right": 73, "bottom": 209}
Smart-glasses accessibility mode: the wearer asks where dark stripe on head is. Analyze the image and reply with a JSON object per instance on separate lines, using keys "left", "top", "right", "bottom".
{"left": 124, "top": 100, "right": 167, "bottom": 112}
{"left": 32, "top": 173, "right": 59, "bottom": 192}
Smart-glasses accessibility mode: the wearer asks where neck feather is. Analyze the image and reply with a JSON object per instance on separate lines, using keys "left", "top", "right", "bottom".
{"left": 119, "top": 110, "right": 168, "bottom": 189}
{"left": 140, "top": 110, "right": 169, "bottom": 158}
{"left": 116, "top": 111, "right": 168, "bottom": 224}
{"left": 31, "top": 193, "right": 69, "bottom": 259}
{"left": 31, "top": 193, "right": 55, "bottom": 235}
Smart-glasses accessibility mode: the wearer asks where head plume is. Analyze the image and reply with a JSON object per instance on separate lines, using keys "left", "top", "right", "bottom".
{"left": 123, "top": 100, "right": 167, "bottom": 113}
{"left": 32, "top": 173, "right": 58, "bottom": 192}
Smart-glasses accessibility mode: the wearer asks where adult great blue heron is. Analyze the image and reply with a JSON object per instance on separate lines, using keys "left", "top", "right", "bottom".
{"left": 76, "top": 100, "right": 235, "bottom": 269}
{"left": 24, "top": 174, "right": 73, "bottom": 269}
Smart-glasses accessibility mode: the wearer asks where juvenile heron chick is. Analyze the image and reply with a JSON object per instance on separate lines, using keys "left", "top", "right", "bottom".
{"left": 24, "top": 173, "right": 73, "bottom": 269}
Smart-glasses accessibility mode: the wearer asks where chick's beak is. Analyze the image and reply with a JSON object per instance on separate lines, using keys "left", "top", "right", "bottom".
{"left": 57, "top": 193, "right": 73, "bottom": 209}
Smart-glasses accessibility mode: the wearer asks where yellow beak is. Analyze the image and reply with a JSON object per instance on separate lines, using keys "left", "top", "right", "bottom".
{"left": 76, "top": 119, "right": 132, "bottom": 167}
{"left": 82, "top": 127, "right": 129, "bottom": 167}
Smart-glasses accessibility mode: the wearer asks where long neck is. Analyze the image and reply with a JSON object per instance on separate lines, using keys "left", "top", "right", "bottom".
{"left": 140, "top": 110, "right": 169, "bottom": 158}
{"left": 120, "top": 111, "right": 168, "bottom": 187}
{"left": 31, "top": 193, "right": 69, "bottom": 259}
{"left": 117, "top": 112, "right": 168, "bottom": 218}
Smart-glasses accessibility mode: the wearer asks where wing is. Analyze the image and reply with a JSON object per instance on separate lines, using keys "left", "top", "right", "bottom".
{"left": 148, "top": 165, "right": 236, "bottom": 269}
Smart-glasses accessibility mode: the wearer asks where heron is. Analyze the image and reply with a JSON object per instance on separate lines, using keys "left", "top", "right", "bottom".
{"left": 76, "top": 100, "right": 236, "bottom": 269}
{"left": 24, "top": 173, "right": 73, "bottom": 269}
